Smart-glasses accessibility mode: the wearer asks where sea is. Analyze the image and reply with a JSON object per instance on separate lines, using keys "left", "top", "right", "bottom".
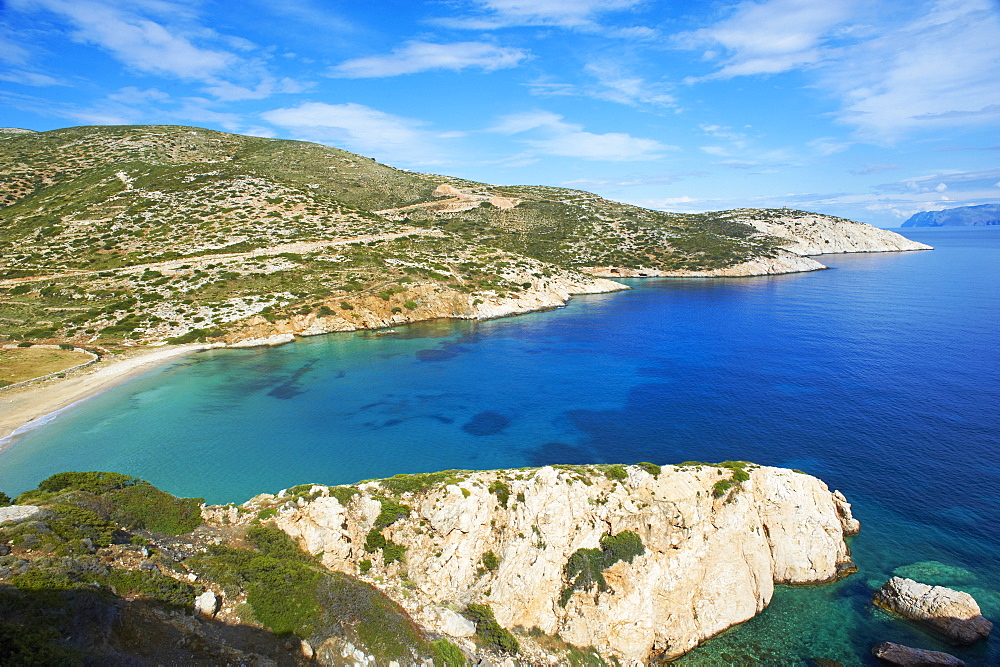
{"left": 1, "top": 226, "right": 997, "bottom": 665}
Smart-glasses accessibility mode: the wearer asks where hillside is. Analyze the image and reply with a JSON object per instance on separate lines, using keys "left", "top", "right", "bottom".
{"left": 0, "top": 125, "right": 926, "bottom": 350}
{"left": 902, "top": 203, "right": 1000, "bottom": 227}
{"left": 0, "top": 463, "right": 859, "bottom": 664}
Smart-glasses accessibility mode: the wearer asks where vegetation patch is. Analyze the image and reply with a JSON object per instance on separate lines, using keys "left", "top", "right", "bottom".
{"left": 464, "top": 603, "right": 520, "bottom": 655}
{"left": 488, "top": 480, "right": 511, "bottom": 507}
{"left": 560, "top": 531, "right": 645, "bottom": 607}
{"left": 377, "top": 470, "right": 466, "bottom": 496}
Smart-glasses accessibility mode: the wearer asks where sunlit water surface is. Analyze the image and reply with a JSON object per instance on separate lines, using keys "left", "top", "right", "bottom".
{"left": 2, "top": 227, "right": 997, "bottom": 664}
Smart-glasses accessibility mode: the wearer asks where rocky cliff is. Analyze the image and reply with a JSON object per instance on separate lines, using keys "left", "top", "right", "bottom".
{"left": 227, "top": 462, "right": 860, "bottom": 663}
{"left": 740, "top": 212, "right": 932, "bottom": 255}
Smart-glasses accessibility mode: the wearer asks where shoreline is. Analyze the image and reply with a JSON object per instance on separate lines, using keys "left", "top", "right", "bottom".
{"left": 0, "top": 344, "right": 211, "bottom": 446}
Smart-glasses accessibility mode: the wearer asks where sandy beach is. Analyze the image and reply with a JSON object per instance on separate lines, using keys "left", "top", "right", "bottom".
{"left": 0, "top": 344, "right": 212, "bottom": 445}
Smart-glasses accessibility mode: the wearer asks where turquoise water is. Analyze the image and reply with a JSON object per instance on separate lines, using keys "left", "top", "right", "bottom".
{"left": 2, "top": 227, "right": 998, "bottom": 664}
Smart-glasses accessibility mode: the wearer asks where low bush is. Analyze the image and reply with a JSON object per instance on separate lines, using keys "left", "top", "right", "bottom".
{"left": 464, "top": 603, "right": 519, "bottom": 655}
{"left": 560, "top": 531, "right": 645, "bottom": 606}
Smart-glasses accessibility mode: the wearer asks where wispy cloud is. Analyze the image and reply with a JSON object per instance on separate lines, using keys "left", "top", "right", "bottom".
{"left": 331, "top": 41, "right": 528, "bottom": 78}
{"left": 491, "top": 110, "right": 673, "bottom": 160}
{"left": 435, "top": 0, "right": 647, "bottom": 31}
{"left": 849, "top": 163, "right": 900, "bottom": 176}
{"left": 261, "top": 102, "right": 447, "bottom": 164}
{"left": 678, "top": 0, "right": 855, "bottom": 80}
{"left": 10, "top": 0, "right": 234, "bottom": 81}
{"left": 582, "top": 63, "right": 674, "bottom": 107}
{"left": 822, "top": 0, "right": 1000, "bottom": 142}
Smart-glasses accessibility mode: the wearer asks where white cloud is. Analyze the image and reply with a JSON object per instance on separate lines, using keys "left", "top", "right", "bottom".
{"left": 491, "top": 110, "right": 672, "bottom": 161}
{"left": 0, "top": 70, "right": 62, "bottom": 86}
{"left": 261, "top": 102, "right": 445, "bottom": 164}
{"left": 582, "top": 63, "right": 675, "bottom": 107}
{"left": 12, "top": 0, "right": 234, "bottom": 81}
{"left": 332, "top": 41, "right": 528, "bottom": 78}
{"left": 822, "top": 0, "right": 1000, "bottom": 142}
{"left": 679, "top": 0, "right": 855, "bottom": 79}
{"left": 808, "top": 137, "right": 852, "bottom": 155}
{"left": 203, "top": 76, "right": 310, "bottom": 101}
{"left": 437, "top": 0, "right": 646, "bottom": 29}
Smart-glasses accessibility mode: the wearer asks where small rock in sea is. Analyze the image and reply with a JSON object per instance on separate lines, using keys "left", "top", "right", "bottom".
{"left": 873, "top": 577, "right": 992, "bottom": 644}
{"left": 872, "top": 641, "right": 964, "bottom": 665}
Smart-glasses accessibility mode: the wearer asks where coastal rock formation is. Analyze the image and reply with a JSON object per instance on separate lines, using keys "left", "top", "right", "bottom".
{"left": 738, "top": 212, "right": 932, "bottom": 255}
{"left": 871, "top": 641, "right": 965, "bottom": 665}
{"left": 873, "top": 577, "right": 993, "bottom": 644}
{"left": 236, "top": 463, "right": 859, "bottom": 663}
{"left": 584, "top": 251, "right": 826, "bottom": 278}
{"left": 0, "top": 505, "right": 42, "bottom": 524}
{"left": 225, "top": 271, "right": 627, "bottom": 344}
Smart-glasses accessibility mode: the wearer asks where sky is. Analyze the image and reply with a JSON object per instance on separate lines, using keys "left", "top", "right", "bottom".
{"left": 1, "top": 0, "right": 999, "bottom": 227}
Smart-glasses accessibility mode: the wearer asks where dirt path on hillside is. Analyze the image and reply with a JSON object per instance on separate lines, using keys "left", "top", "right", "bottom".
{"left": 0, "top": 228, "right": 444, "bottom": 286}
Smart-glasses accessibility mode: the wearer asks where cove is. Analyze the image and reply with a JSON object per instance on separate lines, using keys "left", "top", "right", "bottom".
{"left": 1, "top": 227, "right": 997, "bottom": 664}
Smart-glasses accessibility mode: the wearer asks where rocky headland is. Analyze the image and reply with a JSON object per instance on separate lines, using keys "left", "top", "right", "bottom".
{"left": 200, "top": 461, "right": 863, "bottom": 663}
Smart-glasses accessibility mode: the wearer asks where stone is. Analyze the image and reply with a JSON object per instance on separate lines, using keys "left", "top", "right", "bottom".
{"left": 0, "top": 505, "right": 41, "bottom": 525}
{"left": 431, "top": 606, "right": 476, "bottom": 638}
{"left": 195, "top": 590, "right": 220, "bottom": 618}
{"left": 0, "top": 544, "right": 10, "bottom": 556}
{"left": 873, "top": 577, "right": 992, "bottom": 644}
{"left": 872, "top": 641, "right": 964, "bottom": 665}
{"left": 300, "top": 639, "right": 314, "bottom": 660}
{"left": 139, "top": 561, "right": 159, "bottom": 572}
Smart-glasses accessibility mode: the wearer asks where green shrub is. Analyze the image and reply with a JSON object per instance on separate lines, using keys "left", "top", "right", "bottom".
{"left": 488, "top": 480, "right": 511, "bottom": 507}
{"left": 359, "top": 559, "right": 372, "bottom": 573}
{"left": 603, "top": 465, "right": 628, "bottom": 481}
{"left": 480, "top": 550, "right": 500, "bottom": 571}
{"left": 404, "top": 300, "right": 418, "bottom": 310}
{"left": 712, "top": 479, "right": 733, "bottom": 497}
{"left": 0, "top": 492, "right": 10, "bottom": 507}
{"left": 464, "top": 604, "right": 519, "bottom": 654}
{"left": 560, "top": 531, "right": 645, "bottom": 606}
{"left": 431, "top": 638, "right": 467, "bottom": 666}
{"left": 257, "top": 507, "right": 277, "bottom": 520}
{"left": 374, "top": 498, "right": 410, "bottom": 527}
{"left": 340, "top": 301, "right": 354, "bottom": 310}
{"left": 330, "top": 486, "right": 359, "bottom": 506}
{"left": 364, "top": 529, "right": 407, "bottom": 563}
{"left": 636, "top": 462, "right": 661, "bottom": 477}
{"left": 16, "top": 341, "right": 32, "bottom": 347}
{"left": 58, "top": 343, "right": 75, "bottom": 350}
{"left": 379, "top": 471, "right": 464, "bottom": 496}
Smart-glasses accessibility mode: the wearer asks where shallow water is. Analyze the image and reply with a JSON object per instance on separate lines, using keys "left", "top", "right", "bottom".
{"left": 2, "top": 227, "right": 997, "bottom": 664}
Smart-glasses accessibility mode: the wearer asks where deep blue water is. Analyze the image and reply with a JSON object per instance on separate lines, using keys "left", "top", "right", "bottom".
{"left": 2, "top": 227, "right": 997, "bottom": 664}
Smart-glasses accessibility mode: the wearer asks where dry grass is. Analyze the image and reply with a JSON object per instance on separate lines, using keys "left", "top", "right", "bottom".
{"left": 0, "top": 347, "right": 92, "bottom": 385}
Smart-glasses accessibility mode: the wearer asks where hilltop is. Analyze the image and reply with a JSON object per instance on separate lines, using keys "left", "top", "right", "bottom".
{"left": 902, "top": 203, "right": 1000, "bottom": 227}
{"left": 0, "top": 125, "right": 927, "bottom": 350}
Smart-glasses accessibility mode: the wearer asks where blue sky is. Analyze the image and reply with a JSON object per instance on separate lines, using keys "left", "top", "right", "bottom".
{"left": 2, "top": 0, "right": 998, "bottom": 227}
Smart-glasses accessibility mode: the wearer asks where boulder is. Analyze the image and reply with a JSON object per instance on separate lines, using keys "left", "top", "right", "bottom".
{"left": 872, "top": 641, "right": 964, "bottom": 665}
{"left": 0, "top": 505, "right": 41, "bottom": 525}
{"left": 195, "top": 590, "right": 220, "bottom": 618}
{"left": 873, "top": 577, "right": 992, "bottom": 644}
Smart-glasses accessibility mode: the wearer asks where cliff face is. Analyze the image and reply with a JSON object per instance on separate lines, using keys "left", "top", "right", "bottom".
{"left": 235, "top": 463, "right": 859, "bottom": 663}
{"left": 224, "top": 271, "right": 627, "bottom": 345}
{"left": 741, "top": 213, "right": 932, "bottom": 255}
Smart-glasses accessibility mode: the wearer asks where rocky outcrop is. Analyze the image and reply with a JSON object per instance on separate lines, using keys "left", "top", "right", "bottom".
{"left": 584, "top": 250, "right": 827, "bottom": 278}
{"left": 224, "top": 272, "right": 627, "bottom": 345}
{"left": 873, "top": 577, "right": 993, "bottom": 644}
{"left": 0, "top": 505, "right": 42, "bottom": 524}
{"left": 233, "top": 463, "right": 859, "bottom": 663}
{"left": 872, "top": 641, "right": 965, "bottom": 665}
{"left": 739, "top": 212, "right": 932, "bottom": 255}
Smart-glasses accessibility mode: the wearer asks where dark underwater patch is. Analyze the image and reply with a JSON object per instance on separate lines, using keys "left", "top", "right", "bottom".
{"left": 525, "top": 441, "right": 595, "bottom": 466}
{"left": 461, "top": 411, "right": 510, "bottom": 436}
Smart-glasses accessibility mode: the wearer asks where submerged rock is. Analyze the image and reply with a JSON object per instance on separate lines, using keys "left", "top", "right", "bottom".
{"left": 892, "top": 561, "right": 978, "bottom": 587}
{"left": 873, "top": 577, "right": 992, "bottom": 644}
{"left": 872, "top": 641, "right": 964, "bottom": 665}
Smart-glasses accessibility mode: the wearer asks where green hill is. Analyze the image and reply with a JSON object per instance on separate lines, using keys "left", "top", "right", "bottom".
{"left": 0, "top": 124, "right": 801, "bottom": 348}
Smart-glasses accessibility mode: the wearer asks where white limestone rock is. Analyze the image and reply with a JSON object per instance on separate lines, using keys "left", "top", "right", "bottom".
{"left": 873, "top": 577, "right": 992, "bottom": 644}
{"left": 195, "top": 590, "right": 220, "bottom": 618}
{"left": 270, "top": 464, "right": 859, "bottom": 663}
{"left": 0, "top": 505, "right": 42, "bottom": 524}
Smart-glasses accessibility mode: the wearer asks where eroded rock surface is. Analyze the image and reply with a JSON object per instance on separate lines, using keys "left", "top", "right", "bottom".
{"left": 872, "top": 641, "right": 965, "bottom": 665}
{"left": 873, "top": 577, "right": 993, "bottom": 644}
{"left": 235, "top": 463, "right": 859, "bottom": 663}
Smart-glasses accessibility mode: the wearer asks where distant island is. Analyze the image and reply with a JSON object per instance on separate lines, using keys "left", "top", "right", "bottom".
{"left": 902, "top": 203, "right": 1000, "bottom": 227}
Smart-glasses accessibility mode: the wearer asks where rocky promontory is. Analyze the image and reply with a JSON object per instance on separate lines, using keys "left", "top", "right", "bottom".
{"left": 218, "top": 462, "right": 860, "bottom": 663}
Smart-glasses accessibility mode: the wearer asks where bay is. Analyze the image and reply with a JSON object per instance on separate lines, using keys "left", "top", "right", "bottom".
{"left": 2, "top": 226, "right": 997, "bottom": 664}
